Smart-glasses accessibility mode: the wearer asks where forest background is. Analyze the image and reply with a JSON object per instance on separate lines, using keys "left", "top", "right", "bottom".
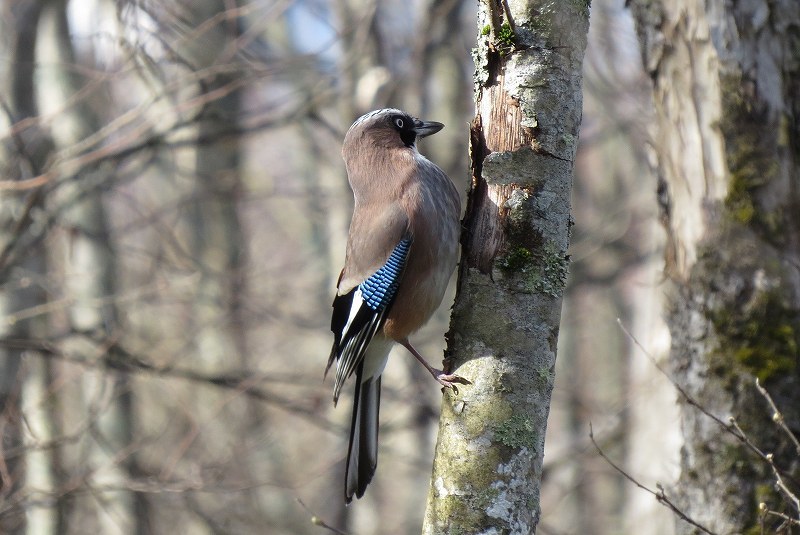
{"left": 2, "top": 0, "right": 797, "bottom": 534}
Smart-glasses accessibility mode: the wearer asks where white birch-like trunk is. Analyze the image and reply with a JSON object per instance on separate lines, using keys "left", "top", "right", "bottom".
{"left": 629, "top": 1, "right": 800, "bottom": 532}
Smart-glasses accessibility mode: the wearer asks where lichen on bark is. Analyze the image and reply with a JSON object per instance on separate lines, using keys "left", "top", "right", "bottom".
{"left": 423, "top": 1, "right": 589, "bottom": 533}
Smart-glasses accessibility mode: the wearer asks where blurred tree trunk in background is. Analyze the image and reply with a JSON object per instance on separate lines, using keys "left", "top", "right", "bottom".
{"left": 170, "top": 0, "right": 272, "bottom": 526}
{"left": 37, "top": 2, "right": 140, "bottom": 532}
{"left": 423, "top": 0, "right": 589, "bottom": 532}
{"left": 0, "top": 2, "right": 53, "bottom": 533}
{"left": 183, "top": 2, "right": 247, "bottom": 376}
{"left": 629, "top": 1, "right": 800, "bottom": 532}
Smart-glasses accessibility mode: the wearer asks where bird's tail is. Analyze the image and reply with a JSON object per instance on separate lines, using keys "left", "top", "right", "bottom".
{"left": 345, "top": 364, "right": 380, "bottom": 504}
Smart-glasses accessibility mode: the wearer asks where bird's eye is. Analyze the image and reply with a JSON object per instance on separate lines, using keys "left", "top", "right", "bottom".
{"left": 394, "top": 117, "right": 405, "bottom": 129}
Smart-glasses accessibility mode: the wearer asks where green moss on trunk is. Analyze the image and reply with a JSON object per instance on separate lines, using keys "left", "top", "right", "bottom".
{"left": 707, "top": 287, "right": 799, "bottom": 382}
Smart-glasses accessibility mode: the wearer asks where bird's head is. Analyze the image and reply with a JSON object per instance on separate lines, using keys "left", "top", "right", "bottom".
{"left": 343, "top": 108, "right": 444, "bottom": 155}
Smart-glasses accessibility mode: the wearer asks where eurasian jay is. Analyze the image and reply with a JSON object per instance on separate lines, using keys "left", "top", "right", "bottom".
{"left": 325, "top": 108, "right": 469, "bottom": 503}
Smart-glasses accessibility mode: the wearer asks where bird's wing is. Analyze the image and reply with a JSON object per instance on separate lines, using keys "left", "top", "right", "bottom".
{"left": 338, "top": 202, "right": 409, "bottom": 291}
{"left": 326, "top": 235, "right": 412, "bottom": 404}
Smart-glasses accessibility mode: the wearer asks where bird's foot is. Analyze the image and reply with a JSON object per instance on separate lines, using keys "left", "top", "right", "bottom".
{"left": 400, "top": 339, "right": 471, "bottom": 394}
{"left": 434, "top": 371, "right": 471, "bottom": 395}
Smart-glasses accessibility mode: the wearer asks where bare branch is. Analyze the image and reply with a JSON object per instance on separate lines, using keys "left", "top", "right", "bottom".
{"left": 766, "top": 453, "right": 800, "bottom": 521}
{"left": 296, "top": 499, "right": 349, "bottom": 535}
{"left": 619, "top": 319, "right": 800, "bottom": 526}
{"left": 763, "top": 507, "right": 800, "bottom": 528}
{"left": 0, "top": 336, "right": 337, "bottom": 433}
{"left": 588, "top": 423, "right": 717, "bottom": 535}
{"left": 755, "top": 378, "right": 800, "bottom": 457}
{"left": 617, "top": 319, "right": 795, "bottom": 467}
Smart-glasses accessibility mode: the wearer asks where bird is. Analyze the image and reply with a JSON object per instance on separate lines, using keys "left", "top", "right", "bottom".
{"left": 325, "top": 108, "right": 470, "bottom": 503}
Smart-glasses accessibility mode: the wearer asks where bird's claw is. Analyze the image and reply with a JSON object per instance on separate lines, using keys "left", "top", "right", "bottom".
{"left": 436, "top": 372, "right": 471, "bottom": 395}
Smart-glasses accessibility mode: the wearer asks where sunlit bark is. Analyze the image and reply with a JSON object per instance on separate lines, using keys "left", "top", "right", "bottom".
{"left": 423, "top": 1, "right": 590, "bottom": 532}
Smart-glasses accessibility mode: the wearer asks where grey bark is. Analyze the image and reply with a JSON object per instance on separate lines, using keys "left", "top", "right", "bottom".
{"left": 628, "top": 0, "right": 800, "bottom": 532}
{"left": 422, "top": 1, "right": 590, "bottom": 533}
{"left": 0, "top": 2, "right": 53, "bottom": 533}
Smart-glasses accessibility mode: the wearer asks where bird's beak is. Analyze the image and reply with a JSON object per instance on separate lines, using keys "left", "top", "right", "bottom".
{"left": 413, "top": 119, "right": 444, "bottom": 138}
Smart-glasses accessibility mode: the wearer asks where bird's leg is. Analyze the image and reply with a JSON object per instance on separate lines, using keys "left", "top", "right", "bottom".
{"left": 400, "top": 340, "right": 471, "bottom": 393}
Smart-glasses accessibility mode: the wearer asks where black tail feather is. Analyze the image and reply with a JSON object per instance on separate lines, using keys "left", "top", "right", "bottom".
{"left": 345, "top": 364, "right": 381, "bottom": 504}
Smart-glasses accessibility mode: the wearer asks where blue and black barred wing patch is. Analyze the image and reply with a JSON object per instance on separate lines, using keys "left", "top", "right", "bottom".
{"left": 326, "top": 238, "right": 412, "bottom": 403}
{"left": 359, "top": 238, "right": 409, "bottom": 310}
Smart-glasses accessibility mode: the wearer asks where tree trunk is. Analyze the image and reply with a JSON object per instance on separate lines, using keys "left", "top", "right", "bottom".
{"left": 628, "top": 1, "right": 800, "bottom": 532}
{"left": 171, "top": 0, "right": 269, "bottom": 526}
{"left": 35, "top": 1, "right": 141, "bottom": 532}
{"left": 0, "top": 2, "right": 53, "bottom": 532}
{"left": 422, "top": 1, "right": 590, "bottom": 533}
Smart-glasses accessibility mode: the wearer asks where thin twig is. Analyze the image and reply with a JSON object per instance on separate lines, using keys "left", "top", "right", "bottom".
{"left": 765, "top": 453, "right": 800, "bottom": 520}
{"left": 297, "top": 498, "right": 349, "bottom": 535}
{"left": 0, "top": 335, "right": 337, "bottom": 433}
{"left": 728, "top": 416, "right": 800, "bottom": 520}
{"left": 617, "top": 319, "right": 793, "bottom": 467}
{"left": 764, "top": 508, "right": 800, "bottom": 527}
{"left": 755, "top": 378, "right": 800, "bottom": 457}
{"left": 588, "top": 423, "right": 717, "bottom": 535}
{"left": 618, "top": 319, "right": 800, "bottom": 525}
{"left": 616, "top": 319, "right": 734, "bottom": 431}
{"left": 728, "top": 417, "right": 767, "bottom": 458}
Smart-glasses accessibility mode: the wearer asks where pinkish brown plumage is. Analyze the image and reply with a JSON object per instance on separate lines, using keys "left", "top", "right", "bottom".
{"left": 326, "top": 108, "right": 467, "bottom": 503}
